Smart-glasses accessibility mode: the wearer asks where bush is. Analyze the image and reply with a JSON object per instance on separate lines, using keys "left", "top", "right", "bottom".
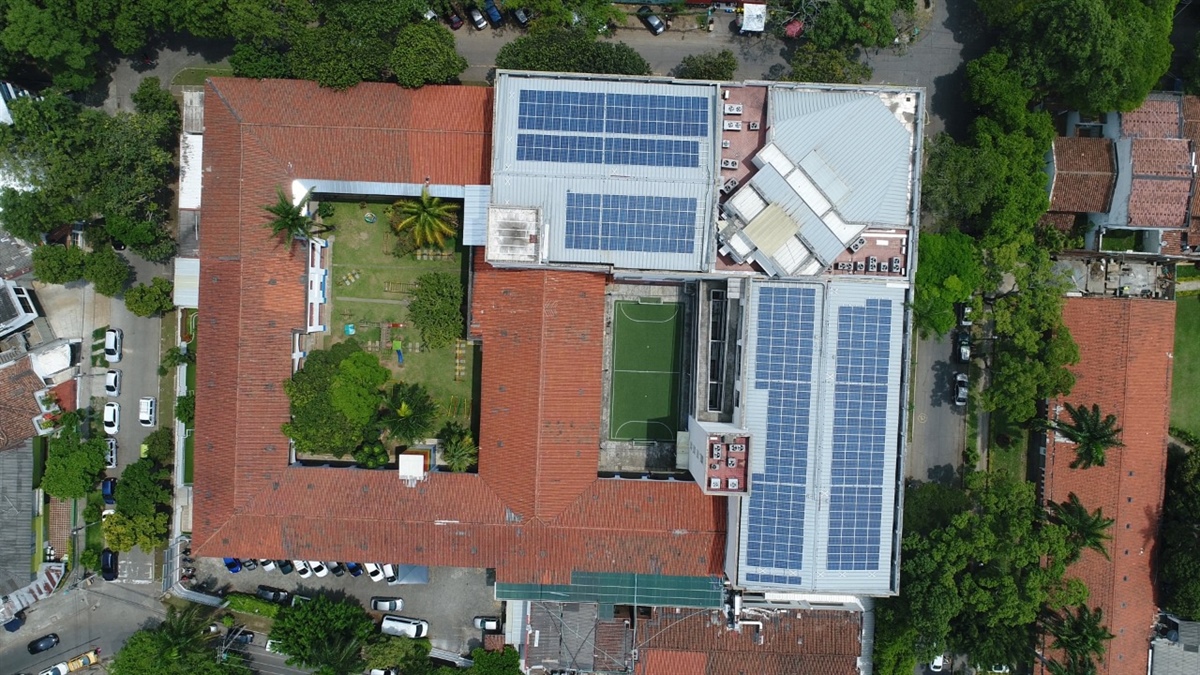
{"left": 353, "top": 442, "right": 390, "bottom": 469}
{"left": 32, "top": 245, "right": 87, "bottom": 284}
{"left": 676, "top": 49, "right": 738, "bottom": 81}
{"left": 124, "top": 277, "right": 175, "bottom": 317}
{"left": 142, "top": 427, "right": 174, "bottom": 464}
{"left": 408, "top": 272, "right": 463, "bottom": 349}
{"left": 79, "top": 547, "right": 100, "bottom": 571}
{"left": 175, "top": 393, "right": 195, "bottom": 426}
{"left": 226, "top": 592, "right": 280, "bottom": 618}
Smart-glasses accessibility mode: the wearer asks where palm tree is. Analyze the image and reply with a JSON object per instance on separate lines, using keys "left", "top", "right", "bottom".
{"left": 377, "top": 382, "right": 438, "bottom": 445}
{"left": 439, "top": 421, "right": 478, "bottom": 472}
{"left": 1046, "top": 605, "right": 1114, "bottom": 666}
{"left": 305, "top": 634, "right": 366, "bottom": 675}
{"left": 1053, "top": 403, "right": 1123, "bottom": 469}
{"left": 264, "top": 186, "right": 323, "bottom": 241}
{"left": 1049, "top": 493, "right": 1115, "bottom": 562}
{"left": 1046, "top": 658, "right": 1098, "bottom": 675}
{"left": 390, "top": 187, "right": 459, "bottom": 249}
{"left": 153, "top": 604, "right": 215, "bottom": 660}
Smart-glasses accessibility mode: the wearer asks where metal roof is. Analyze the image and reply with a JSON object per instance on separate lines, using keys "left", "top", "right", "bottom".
{"left": 735, "top": 278, "right": 905, "bottom": 595}
{"left": 490, "top": 71, "right": 719, "bottom": 272}
{"left": 497, "top": 571, "right": 725, "bottom": 608}
{"left": 0, "top": 442, "right": 34, "bottom": 596}
{"left": 173, "top": 257, "right": 200, "bottom": 309}
{"left": 179, "top": 133, "right": 203, "bottom": 210}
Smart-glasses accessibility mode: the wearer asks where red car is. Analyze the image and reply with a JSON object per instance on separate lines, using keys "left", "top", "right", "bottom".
{"left": 447, "top": 13, "right": 463, "bottom": 29}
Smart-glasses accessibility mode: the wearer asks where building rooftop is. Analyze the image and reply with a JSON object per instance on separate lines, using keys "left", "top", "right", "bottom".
{"left": 1042, "top": 296, "right": 1174, "bottom": 675}
{"left": 1049, "top": 137, "right": 1115, "bottom": 213}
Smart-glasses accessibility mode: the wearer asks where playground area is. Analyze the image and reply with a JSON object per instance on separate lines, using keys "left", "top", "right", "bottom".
{"left": 608, "top": 300, "right": 684, "bottom": 442}
{"left": 322, "top": 201, "right": 475, "bottom": 427}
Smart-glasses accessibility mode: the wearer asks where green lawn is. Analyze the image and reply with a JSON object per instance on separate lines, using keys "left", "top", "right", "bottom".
{"left": 31, "top": 512, "right": 44, "bottom": 572}
{"left": 1177, "top": 263, "right": 1200, "bottom": 280}
{"left": 1172, "top": 295, "right": 1200, "bottom": 436}
{"left": 322, "top": 201, "right": 475, "bottom": 430}
{"left": 1100, "top": 229, "right": 1142, "bottom": 252}
{"left": 171, "top": 66, "right": 233, "bottom": 87}
{"left": 609, "top": 301, "right": 683, "bottom": 441}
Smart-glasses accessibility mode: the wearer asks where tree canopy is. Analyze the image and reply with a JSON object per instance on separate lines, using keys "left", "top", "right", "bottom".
{"left": 496, "top": 28, "right": 650, "bottom": 76}
{"left": 110, "top": 604, "right": 250, "bottom": 675}
{"left": 390, "top": 22, "right": 467, "bottom": 88}
{"left": 32, "top": 245, "right": 86, "bottom": 284}
{"left": 408, "top": 272, "right": 464, "bottom": 349}
{"left": 283, "top": 340, "right": 384, "bottom": 457}
{"left": 389, "top": 188, "right": 459, "bottom": 249}
{"left": 270, "top": 594, "right": 375, "bottom": 674}
{"left": 786, "top": 43, "right": 872, "bottom": 85}
{"left": 378, "top": 382, "right": 437, "bottom": 445}
{"left": 1052, "top": 403, "right": 1123, "bottom": 469}
{"left": 1160, "top": 440, "right": 1200, "bottom": 619}
{"left": 40, "top": 411, "right": 107, "bottom": 499}
{"left": 675, "top": 49, "right": 738, "bottom": 81}
{"left": 912, "top": 231, "right": 983, "bottom": 337}
{"left": 124, "top": 277, "right": 175, "bottom": 317}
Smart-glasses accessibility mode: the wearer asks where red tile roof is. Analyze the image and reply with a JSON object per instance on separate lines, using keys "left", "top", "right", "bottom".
{"left": 192, "top": 78, "right": 725, "bottom": 585}
{"left": 1042, "top": 297, "right": 1174, "bottom": 675}
{"left": 0, "top": 358, "right": 47, "bottom": 451}
{"left": 1121, "top": 96, "right": 1182, "bottom": 138}
{"left": 635, "top": 609, "right": 862, "bottom": 675}
{"left": 1127, "top": 139, "right": 1193, "bottom": 228}
{"left": 1050, "top": 138, "right": 1115, "bottom": 213}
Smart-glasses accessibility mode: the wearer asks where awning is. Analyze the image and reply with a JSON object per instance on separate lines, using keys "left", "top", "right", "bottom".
{"left": 174, "top": 257, "right": 200, "bottom": 308}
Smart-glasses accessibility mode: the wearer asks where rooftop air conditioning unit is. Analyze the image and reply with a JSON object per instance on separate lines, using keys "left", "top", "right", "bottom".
{"left": 728, "top": 478, "right": 740, "bottom": 490}
{"left": 721, "top": 139, "right": 731, "bottom": 148}
{"left": 849, "top": 237, "right": 867, "bottom": 252}
{"left": 748, "top": 121, "right": 760, "bottom": 130}
{"left": 709, "top": 478, "right": 722, "bottom": 489}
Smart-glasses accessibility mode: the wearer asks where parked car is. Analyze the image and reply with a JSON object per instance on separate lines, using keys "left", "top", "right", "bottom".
{"left": 364, "top": 563, "right": 385, "bottom": 582}
{"left": 103, "top": 402, "right": 120, "bottom": 435}
{"left": 307, "top": 561, "right": 328, "bottom": 577}
{"left": 636, "top": 5, "right": 665, "bottom": 34}
{"left": 382, "top": 564, "right": 398, "bottom": 583}
{"left": 223, "top": 558, "right": 242, "bottom": 573}
{"left": 957, "top": 331, "right": 971, "bottom": 364}
{"left": 294, "top": 560, "right": 313, "bottom": 578}
{"left": 256, "top": 585, "right": 290, "bottom": 603}
{"left": 67, "top": 649, "right": 101, "bottom": 671}
{"left": 265, "top": 639, "right": 286, "bottom": 654}
{"left": 327, "top": 561, "right": 345, "bottom": 577}
{"left": 258, "top": 559, "right": 276, "bottom": 571}
{"left": 230, "top": 630, "right": 254, "bottom": 644}
{"left": 100, "top": 548, "right": 117, "bottom": 581}
{"left": 513, "top": 7, "right": 532, "bottom": 26}
{"left": 345, "top": 562, "right": 364, "bottom": 577}
{"left": 371, "top": 597, "right": 404, "bottom": 612}
{"left": 954, "top": 372, "right": 969, "bottom": 407}
{"left": 275, "top": 559, "right": 295, "bottom": 575}
{"left": 930, "top": 654, "right": 945, "bottom": 672}
{"left": 379, "top": 615, "right": 429, "bottom": 639}
{"left": 483, "top": 0, "right": 502, "bottom": 25}
{"left": 104, "top": 439, "right": 117, "bottom": 469}
{"left": 474, "top": 616, "right": 500, "bottom": 631}
{"left": 468, "top": 7, "right": 486, "bottom": 29}
{"left": 960, "top": 303, "right": 974, "bottom": 326}
{"left": 27, "top": 633, "right": 59, "bottom": 654}
{"left": 138, "top": 397, "right": 156, "bottom": 427}
{"left": 39, "top": 663, "right": 69, "bottom": 675}
{"left": 989, "top": 667, "right": 1011, "bottom": 674}
{"left": 447, "top": 12, "right": 463, "bottom": 29}
{"left": 242, "top": 558, "right": 258, "bottom": 571}
{"left": 101, "top": 478, "right": 116, "bottom": 505}
{"left": 104, "top": 370, "right": 121, "bottom": 396}
{"left": 103, "top": 329, "right": 122, "bottom": 362}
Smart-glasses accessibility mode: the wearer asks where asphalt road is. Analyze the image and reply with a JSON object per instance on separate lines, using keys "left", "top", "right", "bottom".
{"left": 907, "top": 331, "right": 967, "bottom": 485}
{"left": 0, "top": 579, "right": 165, "bottom": 675}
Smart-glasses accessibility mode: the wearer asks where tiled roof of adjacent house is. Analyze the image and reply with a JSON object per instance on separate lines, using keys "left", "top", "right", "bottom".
{"left": 0, "top": 358, "right": 47, "bottom": 452}
{"left": 1121, "top": 95, "right": 1182, "bottom": 138}
{"left": 1128, "top": 138, "right": 1193, "bottom": 228}
{"left": 1042, "top": 297, "right": 1174, "bottom": 675}
{"left": 192, "top": 78, "right": 724, "bottom": 585}
{"left": 1050, "top": 138, "right": 1116, "bottom": 213}
{"left": 635, "top": 609, "right": 862, "bottom": 675}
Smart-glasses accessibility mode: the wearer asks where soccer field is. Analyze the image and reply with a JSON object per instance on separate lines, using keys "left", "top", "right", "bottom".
{"left": 609, "top": 300, "right": 683, "bottom": 442}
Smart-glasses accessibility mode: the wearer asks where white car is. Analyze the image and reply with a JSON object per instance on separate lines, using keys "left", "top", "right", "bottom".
{"left": 258, "top": 559, "right": 276, "bottom": 571}
{"left": 308, "top": 561, "right": 328, "bottom": 577}
{"left": 371, "top": 597, "right": 403, "bottom": 612}
{"left": 103, "top": 401, "right": 120, "bottom": 434}
{"left": 39, "top": 663, "right": 69, "bottom": 675}
{"left": 364, "top": 563, "right": 385, "bottom": 582}
{"left": 474, "top": 616, "right": 500, "bottom": 631}
{"left": 380, "top": 615, "right": 429, "bottom": 638}
{"left": 105, "top": 438, "right": 118, "bottom": 468}
{"left": 104, "top": 328, "right": 122, "bottom": 362}
{"left": 105, "top": 369, "right": 121, "bottom": 396}
{"left": 382, "top": 564, "right": 398, "bottom": 583}
{"left": 930, "top": 654, "right": 945, "bottom": 672}
{"left": 293, "top": 560, "right": 312, "bottom": 578}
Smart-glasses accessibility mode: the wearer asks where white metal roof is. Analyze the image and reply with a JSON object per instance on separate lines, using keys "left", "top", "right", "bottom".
{"left": 741, "top": 4, "right": 767, "bottom": 32}
{"left": 178, "top": 134, "right": 203, "bottom": 210}
{"left": 173, "top": 257, "right": 200, "bottom": 309}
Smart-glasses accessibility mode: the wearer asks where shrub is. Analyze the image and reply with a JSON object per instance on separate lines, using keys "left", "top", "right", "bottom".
{"left": 226, "top": 592, "right": 280, "bottom": 618}
{"left": 408, "top": 272, "right": 463, "bottom": 349}
{"left": 176, "top": 393, "right": 195, "bottom": 426}
{"left": 353, "top": 442, "right": 390, "bottom": 469}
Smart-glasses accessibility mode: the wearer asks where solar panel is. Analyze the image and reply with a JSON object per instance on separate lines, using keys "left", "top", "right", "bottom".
{"left": 745, "top": 286, "right": 818, "bottom": 580}
{"left": 518, "top": 89, "right": 605, "bottom": 133}
{"left": 825, "top": 299, "right": 892, "bottom": 571}
{"left": 564, "top": 193, "right": 697, "bottom": 254}
{"left": 516, "top": 134, "right": 603, "bottom": 164}
{"left": 518, "top": 89, "right": 708, "bottom": 138}
{"left": 515, "top": 134, "right": 699, "bottom": 168}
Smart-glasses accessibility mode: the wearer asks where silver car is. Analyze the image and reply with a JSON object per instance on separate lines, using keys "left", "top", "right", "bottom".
{"left": 105, "top": 438, "right": 118, "bottom": 468}
{"left": 371, "top": 597, "right": 403, "bottom": 612}
{"left": 105, "top": 369, "right": 121, "bottom": 396}
{"left": 954, "top": 373, "right": 969, "bottom": 407}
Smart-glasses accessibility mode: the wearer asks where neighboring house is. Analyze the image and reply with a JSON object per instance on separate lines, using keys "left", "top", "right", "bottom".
{"left": 1151, "top": 618, "right": 1200, "bottom": 675}
{"left": 1043, "top": 92, "right": 1200, "bottom": 256}
{"left": 1040, "top": 258, "right": 1174, "bottom": 675}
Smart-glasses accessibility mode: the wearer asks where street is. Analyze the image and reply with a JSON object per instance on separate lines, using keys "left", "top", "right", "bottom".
{"left": 907, "top": 332, "right": 968, "bottom": 485}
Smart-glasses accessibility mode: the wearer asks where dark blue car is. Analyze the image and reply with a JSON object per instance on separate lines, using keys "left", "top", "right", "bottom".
{"left": 223, "top": 557, "right": 242, "bottom": 573}
{"left": 101, "top": 478, "right": 116, "bottom": 505}
{"left": 483, "top": 0, "right": 503, "bottom": 25}
{"left": 344, "top": 562, "right": 363, "bottom": 577}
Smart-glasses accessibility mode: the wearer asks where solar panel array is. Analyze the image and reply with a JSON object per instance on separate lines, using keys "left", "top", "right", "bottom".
{"left": 826, "top": 299, "right": 893, "bottom": 571}
{"left": 516, "top": 134, "right": 699, "bottom": 168}
{"left": 744, "top": 286, "right": 817, "bottom": 586}
{"left": 515, "top": 88, "right": 708, "bottom": 169}
{"left": 565, "top": 193, "right": 697, "bottom": 254}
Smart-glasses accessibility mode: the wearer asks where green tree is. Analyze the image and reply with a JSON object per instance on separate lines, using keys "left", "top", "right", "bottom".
{"left": 329, "top": 351, "right": 389, "bottom": 427}
{"left": 230, "top": 41, "right": 293, "bottom": 79}
{"left": 116, "top": 457, "right": 171, "bottom": 518}
{"left": 102, "top": 510, "right": 170, "bottom": 552}
{"left": 265, "top": 187, "right": 318, "bottom": 241}
{"left": 1046, "top": 605, "right": 1114, "bottom": 666}
{"left": 468, "top": 646, "right": 521, "bottom": 675}
{"left": 124, "top": 277, "right": 175, "bottom": 316}
{"left": 1160, "top": 444, "right": 1200, "bottom": 619}
{"left": 270, "top": 595, "right": 375, "bottom": 674}
{"left": 32, "top": 245, "right": 87, "bottom": 284}
{"left": 675, "top": 49, "right": 738, "bottom": 80}
{"left": 155, "top": 604, "right": 218, "bottom": 660}
{"left": 390, "top": 188, "right": 459, "bottom": 249}
{"left": 1049, "top": 493, "right": 1114, "bottom": 562}
{"left": 408, "top": 272, "right": 464, "bottom": 348}
{"left": 390, "top": 22, "right": 466, "bottom": 88}
{"left": 378, "top": 382, "right": 437, "bottom": 445}
{"left": 110, "top": 602, "right": 249, "bottom": 675}
{"left": 912, "top": 231, "right": 983, "bottom": 337}
{"left": 131, "top": 77, "right": 181, "bottom": 136}
{"left": 288, "top": 24, "right": 389, "bottom": 90}
{"left": 282, "top": 341, "right": 375, "bottom": 456}
{"left": 352, "top": 442, "right": 390, "bottom": 469}
{"left": 496, "top": 28, "right": 649, "bottom": 76}
{"left": 142, "top": 427, "right": 175, "bottom": 464}
{"left": 162, "top": 345, "right": 196, "bottom": 369}
{"left": 176, "top": 393, "right": 195, "bottom": 426}
{"left": 439, "top": 421, "right": 478, "bottom": 472}
{"left": 1053, "top": 402, "right": 1123, "bottom": 469}
{"left": 84, "top": 247, "right": 132, "bottom": 297}
{"left": 786, "top": 43, "right": 872, "bottom": 84}
{"left": 40, "top": 412, "right": 107, "bottom": 499}
{"left": 364, "top": 635, "right": 431, "bottom": 671}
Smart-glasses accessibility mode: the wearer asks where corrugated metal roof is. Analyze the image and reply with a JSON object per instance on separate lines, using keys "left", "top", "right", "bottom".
{"left": 178, "top": 134, "right": 203, "bottom": 210}
{"left": 183, "top": 89, "right": 204, "bottom": 134}
{"left": 768, "top": 87, "right": 916, "bottom": 226}
{"left": 173, "top": 257, "right": 200, "bottom": 308}
{"left": 0, "top": 441, "right": 34, "bottom": 596}
{"left": 462, "top": 185, "right": 491, "bottom": 246}
{"left": 736, "top": 278, "right": 905, "bottom": 595}
{"left": 750, "top": 163, "right": 844, "bottom": 264}
{"left": 490, "top": 71, "right": 718, "bottom": 272}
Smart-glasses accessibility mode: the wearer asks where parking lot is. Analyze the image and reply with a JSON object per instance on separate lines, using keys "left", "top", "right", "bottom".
{"left": 191, "top": 558, "right": 502, "bottom": 655}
